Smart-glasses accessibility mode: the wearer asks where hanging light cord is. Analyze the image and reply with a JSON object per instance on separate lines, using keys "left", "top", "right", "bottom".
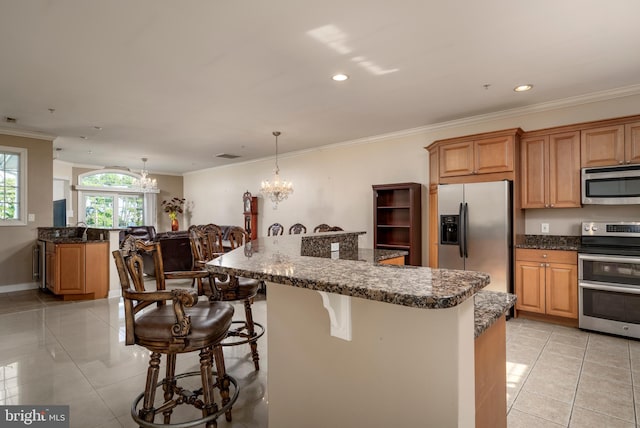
{"left": 273, "top": 131, "right": 281, "bottom": 173}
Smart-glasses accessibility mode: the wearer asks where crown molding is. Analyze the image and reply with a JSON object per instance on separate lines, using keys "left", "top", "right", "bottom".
{"left": 0, "top": 127, "right": 55, "bottom": 141}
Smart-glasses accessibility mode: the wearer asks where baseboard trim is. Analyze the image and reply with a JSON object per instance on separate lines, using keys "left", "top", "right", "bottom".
{"left": 0, "top": 282, "right": 41, "bottom": 293}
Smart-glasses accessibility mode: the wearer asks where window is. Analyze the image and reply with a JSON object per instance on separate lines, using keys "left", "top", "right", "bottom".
{"left": 0, "top": 146, "right": 27, "bottom": 226}
{"left": 76, "top": 170, "right": 157, "bottom": 228}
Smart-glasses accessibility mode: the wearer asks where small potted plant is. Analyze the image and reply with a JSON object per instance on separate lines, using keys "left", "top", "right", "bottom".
{"left": 161, "top": 197, "right": 185, "bottom": 231}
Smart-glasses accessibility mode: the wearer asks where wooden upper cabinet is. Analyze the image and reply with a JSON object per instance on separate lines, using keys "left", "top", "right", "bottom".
{"left": 626, "top": 121, "right": 640, "bottom": 165}
{"left": 439, "top": 141, "right": 474, "bottom": 177}
{"left": 520, "top": 136, "right": 547, "bottom": 208}
{"left": 521, "top": 131, "right": 580, "bottom": 209}
{"left": 439, "top": 135, "right": 513, "bottom": 178}
{"left": 549, "top": 132, "right": 581, "bottom": 208}
{"left": 581, "top": 125, "right": 625, "bottom": 167}
{"left": 474, "top": 136, "right": 514, "bottom": 174}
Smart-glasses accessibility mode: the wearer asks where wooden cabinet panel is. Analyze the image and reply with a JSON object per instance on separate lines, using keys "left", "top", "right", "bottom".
{"left": 545, "top": 263, "right": 578, "bottom": 319}
{"left": 439, "top": 141, "right": 474, "bottom": 177}
{"left": 521, "top": 131, "right": 580, "bottom": 209}
{"left": 474, "top": 136, "right": 513, "bottom": 174}
{"left": 626, "top": 121, "right": 640, "bottom": 165}
{"left": 439, "top": 137, "right": 513, "bottom": 178}
{"left": 581, "top": 125, "right": 625, "bottom": 167}
{"left": 57, "top": 243, "right": 85, "bottom": 294}
{"left": 549, "top": 131, "right": 581, "bottom": 208}
{"left": 475, "top": 316, "right": 507, "bottom": 428}
{"left": 85, "top": 242, "right": 109, "bottom": 298}
{"left": 515, "top": 261, "right": 545, "bottom": 313}
{"left": 516, "top": 249, "right": 577, "bottom": 320}
{"left": 45, "top": 242, "right": 109, "bottom": 298}
{"left": 521, "top": 136, "right": 547, "bottom": 208}
{"left": 428, "top": 186, "right": 438, "bottom": 268}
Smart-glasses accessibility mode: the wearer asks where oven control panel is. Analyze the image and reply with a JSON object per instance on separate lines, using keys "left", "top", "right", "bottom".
{"left": 582, "top": 221, "right": 640, "bottom": 237}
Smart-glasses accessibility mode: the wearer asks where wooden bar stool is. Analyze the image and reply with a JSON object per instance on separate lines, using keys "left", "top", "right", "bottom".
{"left": 113, "top": 237, "right": 239, "bottom": 427}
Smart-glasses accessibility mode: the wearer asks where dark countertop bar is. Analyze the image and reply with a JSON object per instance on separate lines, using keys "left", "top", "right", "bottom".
{"left": 474, "top": 291, "right": 516, "bottom": 338}
{"left": 516, "top": 235, "right": 580, "bottom": 251}
{"left": 207, "top": 232, "right": 490, "bottom": 309}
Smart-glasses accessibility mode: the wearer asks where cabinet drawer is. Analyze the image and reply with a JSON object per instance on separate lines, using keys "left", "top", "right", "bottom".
{"left": 516, "top": 249, "right": 577, "bottom": 265}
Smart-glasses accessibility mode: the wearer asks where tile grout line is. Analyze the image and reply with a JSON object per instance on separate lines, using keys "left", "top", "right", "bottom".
{"left": 565, "top": 331, "right": 589, "bottom": 428}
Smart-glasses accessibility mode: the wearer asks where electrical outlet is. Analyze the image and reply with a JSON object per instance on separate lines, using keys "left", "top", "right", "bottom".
{"left": 541, "top": 223, "right": 550, "bottom": 233}
{"left": 331, "top": 242, "right": 340, "bottom": 252}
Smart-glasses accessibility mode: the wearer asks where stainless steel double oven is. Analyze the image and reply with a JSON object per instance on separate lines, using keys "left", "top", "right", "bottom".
{"left": 579, "top": 221, "right": 640, "bottom": 339}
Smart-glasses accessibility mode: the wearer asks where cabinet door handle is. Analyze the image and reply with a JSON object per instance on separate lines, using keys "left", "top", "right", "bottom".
{"left": 546, "top": 263, "right": 550, "bottom": 267}
{"left": 550, "top": 204, "right": 554, "bottom": 208}
{"left": 540, "top": 263, "right": 545, "bottom": 267}
{"left": 619, "top": 160, "right": 624, "bottom": 164}
{"left": 544, "top": 204, "right": 549, "bottom": 208}
{"left": 542, "top": 254, "right": 547, "bottom": 258}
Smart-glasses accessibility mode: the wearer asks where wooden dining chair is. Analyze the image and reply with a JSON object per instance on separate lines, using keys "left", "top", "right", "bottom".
{"left": 113, "top": 236, "right": 238, "bottom": 427}
{"left": 313, "top": 223, "right": 331, "bottom": 233}
{"left": 267, "top": 222, "right": 284, "bottom": 236}
{"left": 288, "top": 223, "right": 307, "bottom": 234}
{"left": 208, "top": 226, "right": 265, "bottom": 370}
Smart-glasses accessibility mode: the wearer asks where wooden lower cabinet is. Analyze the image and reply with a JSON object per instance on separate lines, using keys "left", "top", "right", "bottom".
{"left": 515, "top": 249, "right": 578, "bottom": 320}
{"left": 378, "top": 256, "right": 405, "bottom": 265}
{"left": 475, "top": 316, "right": 506, "bottom": 428}
{"left": 45, "top": 241, "right": 109, "bottom": 300}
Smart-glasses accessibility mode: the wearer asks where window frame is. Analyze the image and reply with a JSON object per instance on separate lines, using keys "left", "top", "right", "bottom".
{"left": 76, "top": 169, "right": 158, "bottom": 229}
{"left": 0, "top": 145, "right": 27, "bottom": 226}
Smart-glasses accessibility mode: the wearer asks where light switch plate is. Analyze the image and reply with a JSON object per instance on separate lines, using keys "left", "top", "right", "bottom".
{"left": 28, "top": 213, "right": 35, "bottom": 222}
{"left": 541, "top": 223, "right": 550, "bottom": 233}
{"left": 331, "top": 242, "right": 339, "bottom": 252}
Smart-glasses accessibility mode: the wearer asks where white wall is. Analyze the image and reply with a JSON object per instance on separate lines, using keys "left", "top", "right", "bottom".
{"left": 184, "top": 92, "right": 640, "bottom": 265}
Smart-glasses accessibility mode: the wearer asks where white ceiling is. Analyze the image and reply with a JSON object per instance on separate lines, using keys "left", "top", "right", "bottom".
{"left": 1, "top": 1, "right": 640, "bottom": 175}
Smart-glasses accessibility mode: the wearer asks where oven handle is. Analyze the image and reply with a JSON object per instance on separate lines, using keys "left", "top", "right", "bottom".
{"left": 579, "top": 281, "right": 640, "bottom": 295}
{"left": 578, "top": 253, "right": 640, "bottom": 264}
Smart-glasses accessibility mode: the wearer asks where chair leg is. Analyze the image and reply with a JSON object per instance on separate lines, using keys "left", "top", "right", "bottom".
{"left": 213, "top": 345, "right": 233, "bottom": 422}
{"left": 199, "top": 347, "right": 218, "bottom": 428}
{"left": 243, "top": 298, "right": 260, "bottom": 370}
{"left": 140, "top": 352, "right": 161, "bottom": 423}
{"left": 162, "top": 354, "right": 177, "bottom": 424}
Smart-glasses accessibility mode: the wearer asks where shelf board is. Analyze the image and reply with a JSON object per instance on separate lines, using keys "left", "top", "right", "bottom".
{"left": 376, "top": 243, "right": 410, "bottom": 250}
{"left": 376, "top": 224, "right": 410, "bottom": 228}
{"left": 377, "top": 205, "right": 411, "bottom": 209}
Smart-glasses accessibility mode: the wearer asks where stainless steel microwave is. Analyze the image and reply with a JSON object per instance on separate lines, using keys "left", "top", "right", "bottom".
{"left": 582, "top": 164, "right": 640, "bottom": 204}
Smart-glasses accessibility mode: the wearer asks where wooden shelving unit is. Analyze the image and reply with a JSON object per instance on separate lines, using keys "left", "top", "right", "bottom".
{"left": 373, "top": 182, "right": 422, "bottom": 266}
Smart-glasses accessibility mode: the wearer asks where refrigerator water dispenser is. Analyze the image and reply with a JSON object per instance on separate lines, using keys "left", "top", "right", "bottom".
{"left": 440, "top": 215, "right": 460, "bottom": 245}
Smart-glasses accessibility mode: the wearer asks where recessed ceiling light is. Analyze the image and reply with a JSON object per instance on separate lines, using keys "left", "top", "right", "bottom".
{"left": 80, "top": 136, "right": 88, "bottom": 140}
{"left": 93, "top": 126, "right": 102, "bottom": 131}
{"left": 332, "top": 74, "right": 349, "bottom": 82}
{"left": 514, "top": 84, "right": 533, "bottom": 92}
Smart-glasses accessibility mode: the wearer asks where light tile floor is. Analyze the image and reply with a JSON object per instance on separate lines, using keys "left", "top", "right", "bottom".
{"left": 1, "top": 288, "right": 639, "bottom": 427}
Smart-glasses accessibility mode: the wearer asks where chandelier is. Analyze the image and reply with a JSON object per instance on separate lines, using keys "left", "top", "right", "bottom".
{"left": 260, "top": 131, "right": 293, "bottom": 209}
{"left": 133, "top": 157, "right": 157, "bottom": 192}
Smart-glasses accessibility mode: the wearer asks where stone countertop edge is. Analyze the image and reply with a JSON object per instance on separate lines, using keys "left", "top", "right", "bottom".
{"left": 516, "top": 235, "right": 580, "bottom": 251}
{"left": 474, "top": 291, "right": 517, "bottom": 338}
{"left": 207, "top": 233, "right": 490, "bottom": 310}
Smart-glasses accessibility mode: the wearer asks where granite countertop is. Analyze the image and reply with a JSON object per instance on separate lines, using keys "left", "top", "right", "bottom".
{"left": 516, "top": 235, "right": 580, "bottom": 251}
{"left": 206, "top": 233, "right": 490, "bottom": 310}
{"left": 474, "top": 291, "right": 517, "bottom": 338}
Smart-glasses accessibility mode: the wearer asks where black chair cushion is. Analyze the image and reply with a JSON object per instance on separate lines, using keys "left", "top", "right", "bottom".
{"left": 135, "top": 301, "right": 234, "bottom": 352}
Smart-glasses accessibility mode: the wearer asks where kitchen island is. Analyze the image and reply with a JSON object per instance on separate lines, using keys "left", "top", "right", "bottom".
{"left": 207, "top": 232, "right": 508, "bottom": 428}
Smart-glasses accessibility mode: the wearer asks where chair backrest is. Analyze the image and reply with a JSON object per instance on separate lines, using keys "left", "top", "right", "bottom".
{"left": 228, "top": 226, "right": 250, "bottom": 249}
{"left": 202, "top": 224, "right": 225, "bottom": 257}
{"left": 267, "top": 223, "right": 284, "bottom": 236}
{"left": 328, "top": 226, "right": 343, "bottom": 231}
{"left": 288, "top": 223, "right": 307, "bottom": 234}
{"left": 113, "top": 236, "right": 167, "bottom": 344}
{"left": 188, "top": 227, "right": 209, "bottom": 266}
{"left": 313, "top": 223, "right": 331, "bottom": 233}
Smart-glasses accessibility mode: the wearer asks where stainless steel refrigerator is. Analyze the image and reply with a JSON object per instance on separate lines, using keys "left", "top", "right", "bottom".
{"left": 437, "top": 181, "right": 512, "bottom": 294}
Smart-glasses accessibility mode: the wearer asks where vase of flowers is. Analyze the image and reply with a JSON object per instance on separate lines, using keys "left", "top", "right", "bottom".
{"left": 161, "top": 197, "right": 185, "bottom": 231}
